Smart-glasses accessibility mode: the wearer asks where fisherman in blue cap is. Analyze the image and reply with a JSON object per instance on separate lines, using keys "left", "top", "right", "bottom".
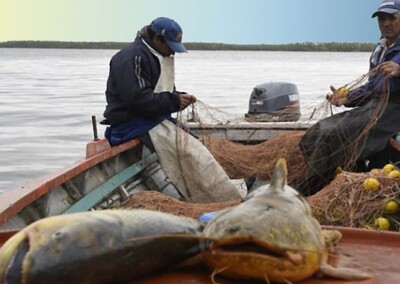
{"left": 299, "top": 0, "right": 400, "bottom": 195}
{"left": 103, "top": 17, "right": 194, "bottom": 132}
{"left": 101, "top": 17, "right": 242, "bottom": 203}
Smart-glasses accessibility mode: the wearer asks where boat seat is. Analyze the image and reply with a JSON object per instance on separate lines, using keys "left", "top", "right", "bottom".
{"left": 63, "top": 152, "right": 159, "bottom": 214}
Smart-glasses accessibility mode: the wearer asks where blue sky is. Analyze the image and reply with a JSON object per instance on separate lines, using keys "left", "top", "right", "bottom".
{"left": 0, "top": 0, "right": 382, "bottom": 44}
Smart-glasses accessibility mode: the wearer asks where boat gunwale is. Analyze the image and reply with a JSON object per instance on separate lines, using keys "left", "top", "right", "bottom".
{"left": 186, "top": 121, "right": 312, "bottom": 130}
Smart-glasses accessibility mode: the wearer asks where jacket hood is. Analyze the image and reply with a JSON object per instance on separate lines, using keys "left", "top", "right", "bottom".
{"left": 136, "top": 25, "right": 159, "bottom": 51}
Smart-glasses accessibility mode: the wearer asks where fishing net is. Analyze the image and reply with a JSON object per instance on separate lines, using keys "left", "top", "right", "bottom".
{"left": 166, "top": 100, "right": 308, "bottom": 201}
{"left": 308, "top": 72, "right": 371, "bottom": 120}
{"left": 307, "top": 69, "right": 390, "bottom": 172}
{"left": 120, "top": 190, "right": 240, "bottom": 219}
{"left": 169, "top": 69, "right": 398, "bottom": 231}
{"left": 179, "top": 100, "right": 245, "bottom": 125}
{"left": 177, "top": 70, "right": 388, "bottom": 177}
{"left": 174, "top": 69, "right": 389, "bottom": 188}
{"left": 309, "top": 170, "right": 400, "bottom": 232}
{"left": 175, "top": 101, "right": 307, "bottom": 184}
{"left": 203, "top": 131, "right": 306, "bottom": 184}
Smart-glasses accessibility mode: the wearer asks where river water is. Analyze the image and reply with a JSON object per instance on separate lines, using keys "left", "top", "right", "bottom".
{"left": 0, "top": 48, "right": 370, "bottom": 192}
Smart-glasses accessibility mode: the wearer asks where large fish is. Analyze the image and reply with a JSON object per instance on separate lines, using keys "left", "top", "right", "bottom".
{"left": 201, "top": 158, "right": 372, "bottom": 283}
{"left": 0, "top": 209, "right": 202, "bottom": 284}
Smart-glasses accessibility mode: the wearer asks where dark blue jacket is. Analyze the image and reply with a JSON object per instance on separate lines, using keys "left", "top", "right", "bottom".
{"left": 346, "top": 37, "right": 400, "bottom": 107}
{"left": 103, "top": 26, "right": 181, "bottom": 127}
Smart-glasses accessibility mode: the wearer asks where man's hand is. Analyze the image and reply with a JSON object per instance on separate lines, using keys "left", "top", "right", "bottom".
{"left": 376, "top": 61, "right": 400, "bottom": 78}
{"left": 179, "top": 94, "right": 197, "bottom": 110}
{"left": 327, "top": 86, "right": 349, "bottom": 107}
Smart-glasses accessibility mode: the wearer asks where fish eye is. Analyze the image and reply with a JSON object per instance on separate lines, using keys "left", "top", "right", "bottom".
{"left": 52, "top": 231, "right": 64, "bottom": 241}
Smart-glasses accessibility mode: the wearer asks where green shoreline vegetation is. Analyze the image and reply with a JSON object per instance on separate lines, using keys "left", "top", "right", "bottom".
{"left": 0, "top": 41, "right": 375, "bottom": 52}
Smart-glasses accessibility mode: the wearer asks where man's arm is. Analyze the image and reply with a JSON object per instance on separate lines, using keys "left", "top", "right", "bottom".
{"left": 327, "top": 63, "right": 400, "bottom": 108}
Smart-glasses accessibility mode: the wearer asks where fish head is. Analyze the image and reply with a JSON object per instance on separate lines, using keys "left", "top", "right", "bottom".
{"left": 200, "top": 158, "right": 326, "bottom": 282}
{"left": 201, "top": 202, "right": 325, "bottom": 282}
{"left": 0, "top": 213, "right": 117, "bottom": 283}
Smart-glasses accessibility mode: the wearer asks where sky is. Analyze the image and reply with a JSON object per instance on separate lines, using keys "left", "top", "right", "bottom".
{"left": 0, "top": 0, "right": 383, "bottom": 44}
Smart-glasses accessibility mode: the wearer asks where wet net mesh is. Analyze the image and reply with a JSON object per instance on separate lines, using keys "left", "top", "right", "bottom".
{"left": 309, "top": 171, "right": 400, "bottom": 231}
{"left": 176, "top": 101, "right": 306, "bottom": 184}
{"left": 203, "top": 131, "right": 306, "bottom": 184}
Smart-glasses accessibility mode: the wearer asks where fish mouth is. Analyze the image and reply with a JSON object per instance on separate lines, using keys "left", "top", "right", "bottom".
{"left": 217, "top": 241, "right": 282, "bottom": 258}
{"left": 200, "top": 236, "right": 318, "bottom": 282}
{"left": 205, "top": 237, "right": 304, "bottom": 267}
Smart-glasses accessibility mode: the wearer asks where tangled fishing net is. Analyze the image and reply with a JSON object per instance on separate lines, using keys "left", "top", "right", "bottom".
{"left": 309, "top": 170, "right": 400, "bottom": 232}
{"left": 308, "top": 69, "right": 390, "bottom": 172}
{"left": 204, "top": 131, "right": 306, "bottom": 184}
{"left": 175, "top": 68, "right": 388, "bottom": 184}
{"left": 171, "top": 68, "right": 399, "bottom": 231}
{"left": 177, "top": 101, "right": 307, "bottom": 184}
{"left": 121, "top": 190, "right": 240, "bottom": 219}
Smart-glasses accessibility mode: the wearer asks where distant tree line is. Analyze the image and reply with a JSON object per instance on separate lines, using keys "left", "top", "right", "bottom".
{"left": 0, "top": 40, "right": 376, "bottom": 52}
{"left": 186, "top": 42, "right": 376, "bottom": 52}
{"left": 0, "top": 41, "right": 124, "bottom": 50}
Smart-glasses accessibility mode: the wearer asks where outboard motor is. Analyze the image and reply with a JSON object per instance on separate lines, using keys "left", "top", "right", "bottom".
{"left": 245, "top": 82, "right": 301, "bottom": 122}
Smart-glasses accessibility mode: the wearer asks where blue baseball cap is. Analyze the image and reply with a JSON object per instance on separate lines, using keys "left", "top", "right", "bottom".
{"left": 150, "top": 17, "right": 187, "bottom": 53}
{"left": 372, "top": 0, "right": 400, "bottom": 18}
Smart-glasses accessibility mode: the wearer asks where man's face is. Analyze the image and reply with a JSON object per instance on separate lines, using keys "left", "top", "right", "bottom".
{"left": 153, "top": 35, "right": 175, "bottom": 57}
{"left": 378, "top": 12, "right": 400, "bottom": 44}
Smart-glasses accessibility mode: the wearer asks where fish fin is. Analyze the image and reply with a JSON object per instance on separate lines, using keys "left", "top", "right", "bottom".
{"left": 318, "top": 253, "right": 373, "bottom": 280}
{"left": 319, "top": 262, "right": 373, "bottom": 280}
{"left": 270, "top": 158, "right": 288, "bottom": 192}
{"left": 322, "top": 230, "right": 342, "bottom": 253}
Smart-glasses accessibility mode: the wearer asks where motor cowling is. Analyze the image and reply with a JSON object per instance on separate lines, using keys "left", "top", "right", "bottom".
{"left": 245, "top": 82, "right": 301, "bottom": 122}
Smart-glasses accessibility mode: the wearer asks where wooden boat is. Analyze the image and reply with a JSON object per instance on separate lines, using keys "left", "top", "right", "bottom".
{"left": 0, "top": 121, "right": 311, "bottom": 230}
{"left": 0, "top": 120, "right": 399, "bottom": 283}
